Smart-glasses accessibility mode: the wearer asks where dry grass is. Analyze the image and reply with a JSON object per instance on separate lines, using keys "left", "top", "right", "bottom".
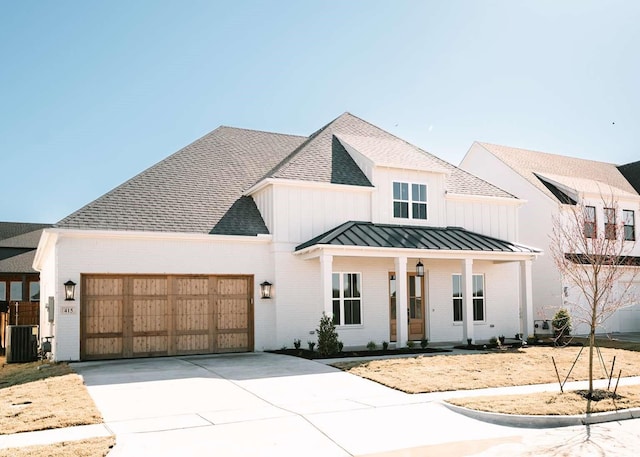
{"left": 0, "top": 356, "right": 103, "bottom": 434}
{"left": 333, "top": 346, "right": 640, "bottom": 393}
{"left": 448, "top": 384, "right": 640, "bottom": 415}
{"left": 0, "top": 437, "right": 115, "bottom": 457}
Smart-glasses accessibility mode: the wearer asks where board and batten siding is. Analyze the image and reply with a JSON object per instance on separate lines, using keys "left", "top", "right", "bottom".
{"left": 270, "top": 184, "right": 371, "bottom": 244}
{"left": 371, "top": 168, "right": 447, "bottom": 227}
{"left": 445, "top": 198, "right": 519, "bottom": 242}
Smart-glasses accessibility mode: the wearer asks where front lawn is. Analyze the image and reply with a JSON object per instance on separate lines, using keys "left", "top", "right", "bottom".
{"left": 332, "top": 346, "right": 640, "bottom": 393}
{"left": 0, "top": 356, "right": 103, "bottom": 434}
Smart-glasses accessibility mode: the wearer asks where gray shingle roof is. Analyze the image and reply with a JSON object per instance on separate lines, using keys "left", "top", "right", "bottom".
{"left": 477, "top": 142, "right": 638, "bottom": 202}
{"left": 618, "top": 161, "right": 640, "bottom": 194}
{"left": 264, "top": 113, "right": 513, "bottom": 198}
{"left": 0, "top": 222, "right": 51, "bottom": 273}
{"left": 0, "top": 222, "right": 51, "bottom": 245}
{"left": 0, "top": 250, "right": 38, "bottom": 273}
{"left": 57, "top": 127, "right": 306, "bottom": 234}
{"left": 56, "top": 114, "right": 514, "bottom": 235}
{"left": 296, "top": 221, "right": 539, "bottom": 253}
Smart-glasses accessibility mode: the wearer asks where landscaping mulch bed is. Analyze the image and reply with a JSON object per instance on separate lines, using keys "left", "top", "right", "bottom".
{"left": 268, "top": 347, "right": 450, "bottom": 359}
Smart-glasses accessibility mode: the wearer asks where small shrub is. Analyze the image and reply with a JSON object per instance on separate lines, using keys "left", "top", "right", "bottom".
{"left": 280, "top": 345, "right": 287, "bottom": 350}
{"left": 406, "top": 340, "right": 415, "bottom": 348}
{"left": 420, "top": 338, "right": 429, "bottom": 349}
{"left": 467, "top": 338, "right": 472, "bottom": 346}
{"left": 382, "top": 341, "right": 389, "bottom": 351}
{"left": 338, "top": 341, "right": 344, "bottom": 352}
{"left": 308, "top": 341, "right": 316, "bottom": 351}
{"left": 553, "top": 308, "right": 572, "bottom": 337}
{"left": 498, "top": 335, "right": 505, "bottom": 345}
{"left": 293, "top": 338, "right": 301, "bottom": 349}
{"left": 489, "top": 336, "right": 498, "bottom": 345}
{"left": 366, "top": 341, "right": 377, "bottom": 351}
{"left": 316, "top": 312, "right": 340, "bottom": 356}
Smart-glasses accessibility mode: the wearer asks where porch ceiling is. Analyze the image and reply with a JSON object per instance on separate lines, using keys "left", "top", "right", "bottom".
{"left": 295, "top": 221, "right": 541, "bottom": 258}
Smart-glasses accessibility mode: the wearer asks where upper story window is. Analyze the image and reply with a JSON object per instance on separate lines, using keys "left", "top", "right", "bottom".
{"left": 624, "top": 210, "right": 636, "bottom": 241}
{"left": 584, "top": 206, "right": 596, "bottom": 239}
{"left": 393, "top": 182, "right": 427, "bottom": 220}
{"left": 10, "top": 281, "right": 22, "bottom": 301}
{"left": 604, "top": 207, "right": 616, "bottom": 240}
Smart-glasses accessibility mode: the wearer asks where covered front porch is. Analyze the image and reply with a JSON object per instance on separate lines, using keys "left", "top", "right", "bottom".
{"left": 295, "top": 221, "right": 541, "bottom": 346}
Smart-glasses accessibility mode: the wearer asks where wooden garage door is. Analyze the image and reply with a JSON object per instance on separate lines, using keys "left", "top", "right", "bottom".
{"left": 81, "top": 275, "right": 253, "bottom": 360}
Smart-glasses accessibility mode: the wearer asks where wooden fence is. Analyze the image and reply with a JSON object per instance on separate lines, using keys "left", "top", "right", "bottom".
{"left": 0, "top": 301, "right": 40, "bottom": 354}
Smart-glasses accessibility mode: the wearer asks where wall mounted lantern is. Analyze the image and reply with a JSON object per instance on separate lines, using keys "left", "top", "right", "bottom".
{"left": 64, "top": 280, "right": 76, "bottom": 301}
{"left": 260, "top": 281, "right": 272, "bottom": 299}
{"left": 416, "top": 260, "right": 424, "bottom": 277}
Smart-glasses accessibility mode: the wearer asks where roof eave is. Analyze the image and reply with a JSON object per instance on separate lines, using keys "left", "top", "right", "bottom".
{"left": 445, "top": 192, "right": 524, "bottom": 206}
{"left": 293, "top": 243, "right": 541, "bottom": 261}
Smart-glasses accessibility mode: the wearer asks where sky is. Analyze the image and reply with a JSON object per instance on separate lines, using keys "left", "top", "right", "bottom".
{"left": 1, "top": 0, "right": 639, "bottom": 223}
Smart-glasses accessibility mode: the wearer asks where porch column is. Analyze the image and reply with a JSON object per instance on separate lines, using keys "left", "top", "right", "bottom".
{"left": 320, "top": 254, "right": 333, "bottom": 317}
{"left": 395, "top": 256, "right": 408, "bottom": 347}
{"left": 520, "top": 259, "right": 534, "bottom": 338}
{"left": 461, "top": 258, "right": 474, "bottom": 343}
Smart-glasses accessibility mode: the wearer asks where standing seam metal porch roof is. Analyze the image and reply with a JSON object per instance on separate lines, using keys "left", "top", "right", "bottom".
{"left": 295, "top": 221, "right": 541, "bottom": 253}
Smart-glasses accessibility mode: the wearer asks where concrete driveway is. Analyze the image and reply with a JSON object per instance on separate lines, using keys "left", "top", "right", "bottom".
{"left": 73, "top": 353, "right": 640, "bottom": 456}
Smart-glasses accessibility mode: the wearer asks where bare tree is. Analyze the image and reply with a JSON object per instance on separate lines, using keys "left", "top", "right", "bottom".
{"left": 549, "top": 193, "right": 639, "bottom": 405}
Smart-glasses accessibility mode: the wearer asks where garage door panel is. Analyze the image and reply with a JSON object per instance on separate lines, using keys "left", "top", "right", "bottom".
{"left": 176, "top": 299, "right": 209, "bottom": 331}
{"left": 133, "top": 299, "right": 168, "bottom": 332}
{"left": 177, "top": 334, "right": 209, "bottom": 352}
{"left": 176, "top": 277, "right": 209, "bottom": 295}
{"left": 217, "top": 299, "right": 248, "bottom": 330}
{"left": 217, "top": 278, "right": 248, "bottom": 295}
{"left": 133, "top": 335, "right": 168, "bottom": 354}
{"left": 82, "top": 274, "right": 253, "bottom": 360}
{"left": 85, "top": 337, "right": 123, "bottom": 358}
{"left": 85, "top": 277, "right": 123, "bottom": 296}
{"left": 85, "top": 299, "right": 123, "bottom": 334}
{"left": 133, "top": 277, "right": 167, "bottom": 296}
{"left": 217, "top": 333, "right": 249, "bottom": 352}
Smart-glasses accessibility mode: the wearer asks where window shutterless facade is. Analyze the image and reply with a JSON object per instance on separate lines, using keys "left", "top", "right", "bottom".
{"left": 393, "top": 182, "right": 427, "bottom": 220}
{"left": 604, "top": 207, "right": 616, "bottom": 240}
{"left": 10, "top": 281, "right": 22, "bottom": 301}
{"left": 332, "top": 272, "right": 362, "bottom": 326}
{"left": 624, "top": 210, "right": 635, "bottom": 241}
{"left": 584, "top": 206, "right": 597, "bottom": 239}
{"left": 452, "top": 274, "right": 485, "bottom": 322}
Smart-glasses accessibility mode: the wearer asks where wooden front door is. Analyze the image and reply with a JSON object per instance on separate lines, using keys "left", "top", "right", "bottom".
{"left": 389, "top": 272, "right": 426, "bottom": 342}
{"left": 81, "top": 274, "right": 253, "bottom": 360}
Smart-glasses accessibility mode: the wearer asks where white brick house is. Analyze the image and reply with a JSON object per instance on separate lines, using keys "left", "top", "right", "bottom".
{"left": 34, "top": 113, "right": 540, "bottom": 361}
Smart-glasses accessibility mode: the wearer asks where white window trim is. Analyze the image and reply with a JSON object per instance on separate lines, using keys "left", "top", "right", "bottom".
{"left": 452, "top": 273, "right": 485, "bottom": 323}
{"left": 623, "top": 209, "right": 636, "bottom": 241}
{"left": 392, "top": 181, "right": 428, "bottom": 221}
{"left": 332, "top": 271, "right": 363, "bottom": 327}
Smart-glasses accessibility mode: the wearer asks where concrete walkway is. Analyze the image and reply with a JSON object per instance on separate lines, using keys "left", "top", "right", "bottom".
{"left": 3, "top": 352, "right": 640, "bottom": 456}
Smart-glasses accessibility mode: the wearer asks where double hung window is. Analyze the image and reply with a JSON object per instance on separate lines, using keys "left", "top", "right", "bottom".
{"left": 332, "top": 272, "right": 362, "bottom": 326}
{"left": 584, "top": 206, "right": 597, "bottom": 239}
{"left": 393, "top": 182, "right": 427, "bottom": 220}
{"left": 604, "top": 207, "right": 616, "bottom": 240}
{"left": 624, "top": 210, "right": 635, "bottom": 241}
{"left": 452, "top": 274, "right": 485, "bottom": 322}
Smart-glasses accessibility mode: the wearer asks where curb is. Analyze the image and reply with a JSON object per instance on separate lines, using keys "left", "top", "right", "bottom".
{"left": 442, "top": 401, "right": 640, "bottom": 428}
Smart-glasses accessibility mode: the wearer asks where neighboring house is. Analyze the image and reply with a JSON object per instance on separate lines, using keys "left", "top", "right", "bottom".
{"left": 461, "top": 143, "right": 640, "bottom": 335}
{"left": 1, "top": 222, "right": 52, "bottom": 349}
{"left": 34, "top": 113, "right": 540, "bottom": 361}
